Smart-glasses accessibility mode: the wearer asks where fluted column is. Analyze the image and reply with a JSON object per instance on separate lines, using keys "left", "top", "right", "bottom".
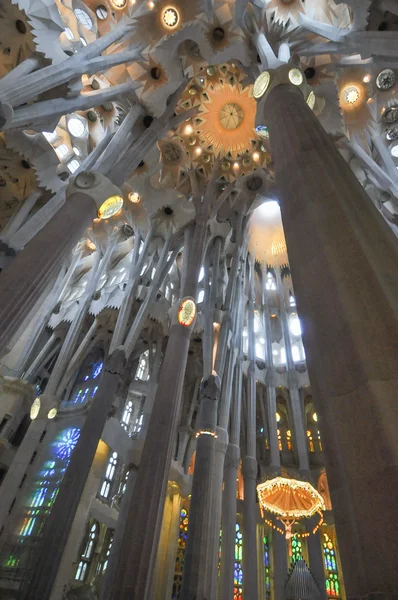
{"left": 219, "top": 442, "right": 240, "bottom": 600}
{"left": 259, "top": 80, "right": 398, "bottom": 599}
{"left": 18, "top": 348, "right": 126, "bottom": 600}
{"left": 0, "top": 172, "right": 121, "bottom": 356}
{"left": 242, "top": 256, "right": 258, "bottom": 600}
{"left": 180, "top": 374, "right": 221, "bottom": 600}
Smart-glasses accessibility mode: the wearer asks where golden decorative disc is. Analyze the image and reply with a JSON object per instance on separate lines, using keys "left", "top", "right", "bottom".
{"left": 219, "top": 103, "right": 243, "bottom": 130}
{"left": 178, "top": 299, "right": 196, "bottom": 327}
{"left": 253, "top": 71, "right": 271, "bottom": 100}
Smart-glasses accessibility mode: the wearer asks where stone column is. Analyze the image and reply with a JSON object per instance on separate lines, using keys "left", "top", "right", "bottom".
{"left": 242, "top": 257, "right": 258, "bottom": 600}
{"left": 109, "top": 216, "right": 208, "bottom": 600}
{"left": 242, "top": 454, "right": 259, "bottom": 600}
{"left": 219, "top": 442, "right": 240, "bottom": 600}
{"left": 179, "top": 374, "right": 221, "bottom": 600}
{"left": 258, "top": 79, "right": 398, "bottom": 599}
{"left": 19, "top": 348, "right": 126, "bottom": 600}
{"left": 0, "top": 172, "right": 121, "bottom": 356}
{"left": 306, "top": 516, "right": 327, "bottom": 600}
{"left": 272, "top": 528, "right": 288, "bottom": 600}
{"left": 153, "top": 483, "right": 182, "bottom": 600}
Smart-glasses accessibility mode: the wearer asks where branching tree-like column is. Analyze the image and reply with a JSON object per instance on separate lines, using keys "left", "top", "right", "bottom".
{"left": 18, "top": 225, "right": 176, "bottom": 600}
{"left": 0, "top": 172, "right": 121, "bottom": 357}
{"left": 255, "top": 66, "right": 398, "bottom": 599}
{"left": 110, "top": 166, "right": 228, "bottom": 600}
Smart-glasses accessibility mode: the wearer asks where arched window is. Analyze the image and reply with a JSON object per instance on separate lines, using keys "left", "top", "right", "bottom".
{"left": 135, "top": 351, "right": 149, "bottom": 381}
{"left": 234, "top": 523, "right": 243, "bottom": 599}
{"left": 307, "top": 430, "right": 315, "bottom": 452}
{"left": 197, "top": 289, "right": 205, "bottom": 303}
{"left": 96, "top": 528, "right": 114, "bottom": 577}
{"left": 263, "top": 535, "right": 270, "bottom": 596}
{"left": 318, "top": 471, "right": 332, "bottom": 511}
{"left": 121, "top": 400, "right": 133, "bottom": 431}
{"left": 172, "top": 507, "right": 189, "bottom": 599}
{"left": 75, "top": 521, "right": 99, "bottom": 581}
{"left": 322, "top": 531, "right": 342, "bottom": 598}
{"left": 100, "top": 452, "right": 118, "bottom": 499}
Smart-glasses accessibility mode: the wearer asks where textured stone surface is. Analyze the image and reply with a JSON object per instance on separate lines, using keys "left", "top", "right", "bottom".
{"left": 263, "top": 83, "right": 398, "bottom": 597}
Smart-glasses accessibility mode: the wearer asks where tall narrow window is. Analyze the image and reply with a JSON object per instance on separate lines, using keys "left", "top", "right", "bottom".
{"left": 263, "top": 535, "right": 271, "bottom": 597}
{"left": 121, "top": 400, "right": 133, "bottom": 431}
{"left": 135, "top": 351, "right": 149, "bottom": 381}
{"left": 100, "top": 452, "right": 118, "bottom": 499}
{"left": 96, "top": 528, "right": 114, "bottom": 577}
{"left": 323, "top": 532, "right": 341, "bottom": 598}
{"left": 307, "top": 430, "right": 315, "bottom": 452}
{"left": 172, "top": 507, "right": 189, "bottom": 599}
{"left": 234, "top": 523, "right": 243, "bottom": 600}
{"left": 75, "top": 521, "right": 99, "bottom": 581}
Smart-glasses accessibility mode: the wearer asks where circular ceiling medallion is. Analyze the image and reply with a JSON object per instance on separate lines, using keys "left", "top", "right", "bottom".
{"left": 288, "top": 68, "right": 304, "bottom": 86}
{"left": 178, "top": 299, "right": 196, "bottom": 327}
{"left": 30, "top": 397, "right": 41, "bottom": 420}
{"left": 48, "top": 408, "right": 58, "bottom": 419}
{"left": 376, "top": 69, "right": 395, "bottom": 91}
{"left": 384, "top": 106, "right": 398, "bottom": 124}
{"left": 253, "top": 71, "right": 271, "bottom": 100}
{"left": 219, "top": 103, "right": 243, "bottom": 130}
{"left": 162, "top": 7, "right": 180, "bottom": 29}
{"left": 342, "top": 85, "right": 361, "bottom": 105}
{"left": 386, "top": 127, "right": 398, "bottom": 141}
{"left": 98, "top": 195, "right": 124, "bottom": 219}
{"left": 306, "top": 91, "right": 316, "bottom": 110}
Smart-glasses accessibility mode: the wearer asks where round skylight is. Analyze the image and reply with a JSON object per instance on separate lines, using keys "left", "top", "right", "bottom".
{"left": 74, "top": 8, "right": 93, "bottom": 30}
{"left": 67, "top": 117, "right": 86, "bottom": 137}
{"left": 96, "top": 5, "right": 108, "bottom": 19}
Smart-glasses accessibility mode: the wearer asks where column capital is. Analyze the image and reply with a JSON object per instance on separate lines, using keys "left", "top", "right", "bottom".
{"left": 67, "top": 171, "right": 123, "bottom": 212}
{"left": 215, "top": 427, "right": 229, "bottom": 454}
{"left": 225, "top": 443, "right": 240, "bottom": 469}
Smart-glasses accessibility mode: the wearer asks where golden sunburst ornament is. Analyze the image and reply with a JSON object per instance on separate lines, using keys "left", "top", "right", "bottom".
{"left": 198, "top": 83, "right": 257, "bottom": 157}
{"left": 162, "top": 6, "right": 179, "bottom": 28}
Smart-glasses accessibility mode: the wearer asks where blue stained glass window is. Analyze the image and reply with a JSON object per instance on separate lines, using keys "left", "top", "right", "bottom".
{"left": 53, "top": 427, "right": 80, "bottom": 460}
{"left": 92, "top": 361, "right": 103, "bottom": 379}
{"left": 92, "top": 386, "right": 99, "bottom": 398}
